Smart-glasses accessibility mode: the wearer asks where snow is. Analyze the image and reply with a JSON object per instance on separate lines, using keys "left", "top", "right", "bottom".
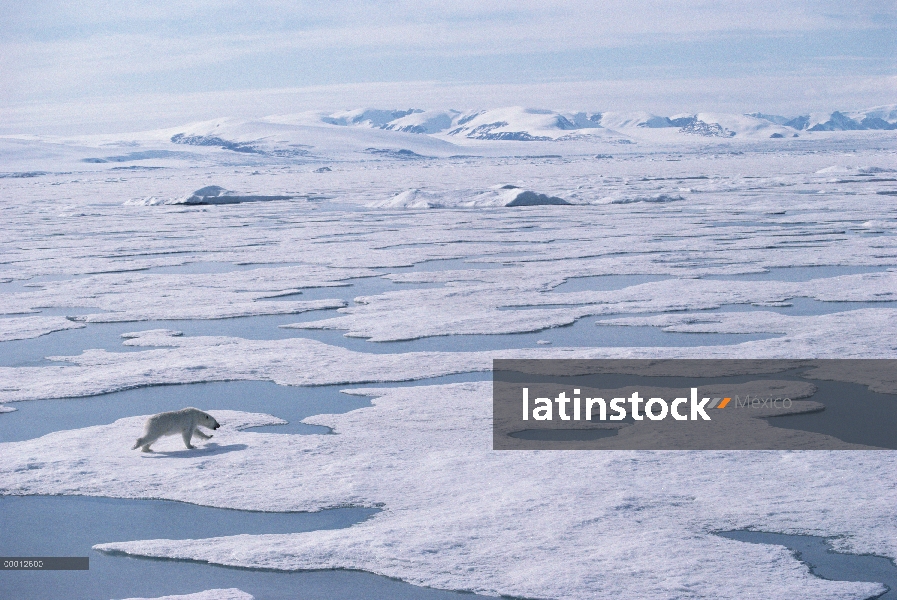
{"left": 379, "top": 110, "right": 460, "bottom": 134}
{"left": 694, "top": 113, "right": 793, "bottom": 137}
{"left": 852, "top": 104, "right": 897, "bottom": 123}
{"left": 596, "top": 111, "right": 661, "bottom": 129}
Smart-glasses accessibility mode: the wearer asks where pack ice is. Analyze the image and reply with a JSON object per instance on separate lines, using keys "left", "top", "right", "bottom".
{"left": 1, "top": 105, "right": 896, "bottom": 600}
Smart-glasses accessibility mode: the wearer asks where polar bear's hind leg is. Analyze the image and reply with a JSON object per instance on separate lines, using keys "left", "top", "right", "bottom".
{"left": 133, "top": 435, "right": 157, "bottom": 452}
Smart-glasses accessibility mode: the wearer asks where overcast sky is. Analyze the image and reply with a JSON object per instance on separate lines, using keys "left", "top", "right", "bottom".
{"left": 2, "top": 1, "right": 895, "bottom": 132}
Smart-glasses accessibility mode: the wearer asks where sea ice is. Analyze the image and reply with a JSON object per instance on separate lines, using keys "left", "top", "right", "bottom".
{"left": 0, "top": 315, "right": 85, "bottom": 341}
{"left": 1, "top": 115, "right": 896, "bottom": 599}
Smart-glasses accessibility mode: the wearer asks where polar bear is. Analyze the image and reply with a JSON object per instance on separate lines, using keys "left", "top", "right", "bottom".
{"left": 132, "top": 408, "right": 220, "bottom": 452}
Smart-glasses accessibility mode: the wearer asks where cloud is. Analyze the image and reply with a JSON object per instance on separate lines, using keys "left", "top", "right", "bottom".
{"left": 1, "top": 1, "right": 894, "bottom": 115}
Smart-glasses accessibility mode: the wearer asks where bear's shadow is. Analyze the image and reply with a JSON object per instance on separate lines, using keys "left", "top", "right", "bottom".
{"left": 141, "top": 443, "right": 248, "bottom": 458}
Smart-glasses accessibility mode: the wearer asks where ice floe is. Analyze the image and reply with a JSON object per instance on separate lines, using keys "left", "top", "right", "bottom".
{"left": 118, "top": 588, "right": 253, "bottom": 600}
{"left": 0, "top": 266, "right": 358, "bottom": 322}
{"left": 0, "top": 315, "right": 85, "bottom": 341}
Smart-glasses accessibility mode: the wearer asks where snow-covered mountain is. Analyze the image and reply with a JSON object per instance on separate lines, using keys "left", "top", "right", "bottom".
{"left": 4, "top": 103, "right": 892, "bottom": 179}
{"left": 68, "top": 106, "right": 893, "bottom": 164}
{"left": 443, "top": 107, "right": 603, "bottom": 141}
{"left": 379, "top": 110, "right": 460, "bottom": 134}
{"left": 314, "top": 105, "right": 896, "bottom": 140}
{"left": 155, "top": 114, "right": 462, "bottom": 158}
{"left": 749, "top": 105, "right": 897, "bottom": 131}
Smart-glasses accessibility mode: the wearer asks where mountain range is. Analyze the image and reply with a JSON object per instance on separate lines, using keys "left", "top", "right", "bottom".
{"left": 305, "top": 105, "right": 897, "bottom": 141}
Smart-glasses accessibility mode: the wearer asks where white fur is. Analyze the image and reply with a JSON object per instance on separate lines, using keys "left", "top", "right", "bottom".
{"left": 132, "top": 408, "right": 220, "bottom": 452}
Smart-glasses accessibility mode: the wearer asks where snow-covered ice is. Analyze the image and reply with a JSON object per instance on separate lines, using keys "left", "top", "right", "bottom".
{"left": 0, "top": 315, "right": 85, "bottom": 341}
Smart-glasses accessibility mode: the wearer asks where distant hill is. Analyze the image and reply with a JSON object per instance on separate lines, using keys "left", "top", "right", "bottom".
{"left": 313, "top": 105, "right": 897, "bottom": 140}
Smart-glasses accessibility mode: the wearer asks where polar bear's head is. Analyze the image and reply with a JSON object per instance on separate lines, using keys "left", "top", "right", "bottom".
{"left": 199, "top": 411, "right": 220, "bottom": 429}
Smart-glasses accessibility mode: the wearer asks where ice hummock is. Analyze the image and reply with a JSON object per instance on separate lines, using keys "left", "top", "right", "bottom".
{"left": 178, "top": 185, "right": 294, "bottom": 205}
{"left": 369, "top": 186, "right": 568, "bottom": 209}
{"left": 119, "top": 588, "right": 254, "bottom": 600}
{"left": 125, "top": 185, "right": 296, "bottom": 206}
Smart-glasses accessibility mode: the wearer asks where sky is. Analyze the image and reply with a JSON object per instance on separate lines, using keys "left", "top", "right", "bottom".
{"left": 1, "top": 1, "right": 895, "bottom": 133}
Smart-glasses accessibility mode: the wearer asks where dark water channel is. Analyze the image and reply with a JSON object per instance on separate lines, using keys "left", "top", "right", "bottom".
{"left": 0, "top": 495, "right": 493, "bottom": 600}
{"left": 717, "top": 530, "right": 897, "bottom": 600}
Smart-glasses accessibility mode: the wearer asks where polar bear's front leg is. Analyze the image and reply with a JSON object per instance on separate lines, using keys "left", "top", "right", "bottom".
{"left": 182, "top": 428, "right": 196, "bottom": 449}
{"left": 193, "top": 429, "right": 212, "bottom": 440}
